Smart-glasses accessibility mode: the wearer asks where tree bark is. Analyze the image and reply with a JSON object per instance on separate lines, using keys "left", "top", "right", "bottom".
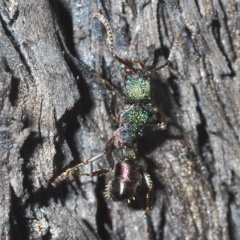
{"left": 0, "top": 0, "right": 240, "bottom": 239}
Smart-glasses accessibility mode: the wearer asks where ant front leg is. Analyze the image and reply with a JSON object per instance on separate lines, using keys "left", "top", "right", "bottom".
{"left": 95, "top": 73, "right": 119, "bottom": 123}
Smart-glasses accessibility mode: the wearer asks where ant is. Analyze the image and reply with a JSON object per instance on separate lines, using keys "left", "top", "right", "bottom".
{"left": 52, "top": 13, "right": 184, "bottom": 213}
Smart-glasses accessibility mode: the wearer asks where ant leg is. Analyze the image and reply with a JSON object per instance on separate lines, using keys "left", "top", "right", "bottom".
{"left": 106, "top": 152, "right": 114, "bottom": 170}
{"left": 156, "top": 104, "right": 168, "bottom": 130}
{"left": 151, "top": 25, "right": 185, "bottom": 73}
{"left": 74, "top": 168, "right": 110, "bottom": 178}
{"left": 67, "top": 168, "right": 109, "bottom": 178}
{"left": 57, "top": 18, "right": 119, "bottom": 123}
{"left": 95, "top": 73, "right": 119, "bottom": 122}
{"left": 145, "top": 122, "right": 167, "bottom": 131}
{"left": 147, "top": 105, "right": 167, "bottom": 130}
{"left": 142, "top": 171, "right": 154, "bottom": 214}
{"left": 52, "top": 168, "right": 109, "bottom": 187}
{"left": 93, "top": 13, "right": 136, "bottom": 72}
{"left": 57, "top": 25, "right": 92, "bottom": 76}
{"left": 52, "top": 153, "right": 104, "bottom": 187}
{"left": 91, "top": 168, "right": 110, "bottom": 177}
{"left": 145, "top": 175, "right": 154, "bottom": 214}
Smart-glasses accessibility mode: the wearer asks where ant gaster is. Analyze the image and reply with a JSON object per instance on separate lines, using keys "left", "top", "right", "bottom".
{"left": 52, "top": 13, "right": 184, "bottom": 213}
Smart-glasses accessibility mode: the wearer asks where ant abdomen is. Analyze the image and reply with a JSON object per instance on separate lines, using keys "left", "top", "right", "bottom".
{"left": 105, "top": 158, "right": 141, "bottom": 201}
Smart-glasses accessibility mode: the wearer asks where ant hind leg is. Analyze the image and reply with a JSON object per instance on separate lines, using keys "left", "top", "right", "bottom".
{"left": 91, "top": 168, "right": 110, "bottom": 177}
{"left": 144, "top": 172, "right": 154, "bottom": 214}
{"left": 51, "top": 153, "right": 104, "bottom": 187}
{"left": 140, "top": 168, "right": 154, "bottom": 214}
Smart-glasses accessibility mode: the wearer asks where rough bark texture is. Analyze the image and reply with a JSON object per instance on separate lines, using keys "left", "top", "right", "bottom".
{"left": 0, "top": 0, "right": 240, "bottom": 239}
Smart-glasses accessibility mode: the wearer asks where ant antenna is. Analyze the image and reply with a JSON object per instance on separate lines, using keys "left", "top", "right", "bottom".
{"left": 93, "top": 13, "right": 134, "bottom": 70}
{"left": 94, "top": 13, "right": 115, "bottom": 57}
{"left": 151, "top": 25, "right": 185, "bottom": 73}
{"left": 52, "top": 152, "right": 104, "bottom": 187}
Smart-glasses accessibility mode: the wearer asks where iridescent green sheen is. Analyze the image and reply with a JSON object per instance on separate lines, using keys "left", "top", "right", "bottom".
{"left": 123, "top": 107, "right": 149, "bottom": 127}
{"left": 123, "top": 74, "right": 151, "bottom": 104}
{"left": 125, "top": 149, "right": 137, "bottom": 160}
{"left": 122, "top": 107, "right": 149, "bottom": 143}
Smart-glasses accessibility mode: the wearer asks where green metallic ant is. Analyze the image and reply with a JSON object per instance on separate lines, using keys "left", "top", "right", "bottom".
{"left": 52, "top": 13, "right": 184, "bottom": 215}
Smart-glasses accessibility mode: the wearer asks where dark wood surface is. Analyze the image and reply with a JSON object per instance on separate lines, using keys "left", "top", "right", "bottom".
{"left": 0, "top": 0, "right": 239, "bottom": 239}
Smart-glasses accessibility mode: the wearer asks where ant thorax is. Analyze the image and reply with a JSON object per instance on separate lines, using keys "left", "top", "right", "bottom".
{"left": 109, "top": 106, "right": 150, "bottom": 149}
